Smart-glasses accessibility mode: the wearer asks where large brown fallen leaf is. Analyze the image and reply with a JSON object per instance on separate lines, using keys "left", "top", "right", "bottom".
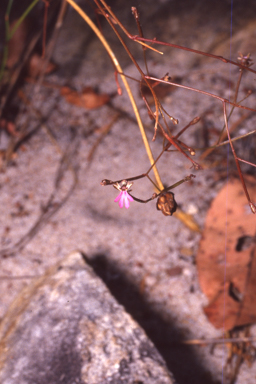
{"left": 197, "top": 178, "right": 256, "bottom": 331}
{"left": 60, "top": 86, "right": 109, "bottom": 109}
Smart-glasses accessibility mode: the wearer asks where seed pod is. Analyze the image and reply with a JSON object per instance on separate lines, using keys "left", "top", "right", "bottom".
{"left": 156, "top": 192, "right": 177, "bottom": 216}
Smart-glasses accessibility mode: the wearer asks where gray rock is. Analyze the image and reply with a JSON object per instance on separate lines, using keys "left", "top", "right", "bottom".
{"left": 0, "top": 251, "right": 175, "bottom": 384}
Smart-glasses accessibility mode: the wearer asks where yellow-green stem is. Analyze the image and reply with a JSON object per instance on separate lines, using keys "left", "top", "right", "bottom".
{"left": 65, "top": 0, "right": 163, "bottom": 190}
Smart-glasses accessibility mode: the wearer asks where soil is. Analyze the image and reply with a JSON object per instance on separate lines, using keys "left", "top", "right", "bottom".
{"left": 1, "top": 1, "right": 256, "bottom": 383}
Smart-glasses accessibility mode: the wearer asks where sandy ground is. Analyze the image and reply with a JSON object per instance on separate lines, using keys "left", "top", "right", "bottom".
{"left": 1, "top": 0, "right": 256, "bottom": 383}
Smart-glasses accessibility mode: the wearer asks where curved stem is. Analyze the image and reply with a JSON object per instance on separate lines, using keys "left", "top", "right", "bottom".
{"left": 8, "top": 0, "right": 40, "bottom": 39}
{"left": 65, "top": 0, "right": 163, "bottom": 190}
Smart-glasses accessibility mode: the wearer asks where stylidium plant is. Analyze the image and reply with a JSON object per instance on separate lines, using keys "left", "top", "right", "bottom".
{"left": 58, "top": 1, "right": 256, "bottom": 222}
{"left": 91, "top": 0, "right": 256, "bottom": 218}
{"left": 113, "top": 181, "right": 134, "bottom": 209}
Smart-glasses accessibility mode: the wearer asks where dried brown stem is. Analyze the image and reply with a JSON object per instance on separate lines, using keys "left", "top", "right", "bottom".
{"left": 181, "top": 336, "right": 256, "bottom": 345}
{"left": 223, "top": 102, "right": 256, "bottom": 213}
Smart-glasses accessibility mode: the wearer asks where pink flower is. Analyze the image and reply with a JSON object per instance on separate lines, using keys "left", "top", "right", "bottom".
{"left": 113, "top": 180, "right": 134, "bottom": 209}
{"left": 114, "top": 190, "right": 133, "bottom": 208}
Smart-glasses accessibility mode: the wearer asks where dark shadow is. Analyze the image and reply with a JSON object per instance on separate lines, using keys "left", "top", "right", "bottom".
{"left": 85, "top": 253, "right": 221, "bottom": 384}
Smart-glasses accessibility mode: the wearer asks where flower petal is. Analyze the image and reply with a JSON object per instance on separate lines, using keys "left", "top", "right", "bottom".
{"left": 124, "top": 191, "right": 132, "bottom": 208}
{"left": 114, "top": 190, "right": 133, "bottom": 209}
{"left": 114, "top": 192, "right": 122, "bottom": 203}
{"left": 119, "top": 192, "right": 125, "bottom": 208}
{"left": 124, "top": 198, "right": 130, "bottom": 209}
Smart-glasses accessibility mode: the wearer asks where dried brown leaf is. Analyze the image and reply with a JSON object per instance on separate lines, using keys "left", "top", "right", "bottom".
{"left": 27, "top": 53, "right": 57, "bottom": 78}
{"left": 0, "top": 119, "right": 19, "bottom": 137}
{"left": 60, "top": 86, "right": 109, "bottom": 109}
{"left": 197, "top": 178, "right": 256, "bottom": 330}
{"left": 7, "top": 20, "right": 28, "bottom": 69}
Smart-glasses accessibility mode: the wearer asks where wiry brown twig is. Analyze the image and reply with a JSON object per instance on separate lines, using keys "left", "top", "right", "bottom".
{"left": 0, "top": 139, "right": 78, "bottom": 258}
{"left": 0, "top": 88, "right": 78, "bottom": 258}
{"left": 94, "top": 0, "right": 256, "bottom": 211}
{"left": 179, "top": 336, "right": 256, "bottom": 345}
{"left": 87, "top": 113, "right": 120, "bottom": 163}
{"left": 223, "top": 102, "right": 256, "bottom": 213}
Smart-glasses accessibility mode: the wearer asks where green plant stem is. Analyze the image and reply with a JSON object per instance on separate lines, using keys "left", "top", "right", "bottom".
{"left": 8, "top": 0, "right": 40, "bottom": 39}
{"left": 0, "top": 0, "right": 13, "bottom": 81}
{"left": 0, "top": 47, "right": 9, "bottom": 82}
{"left": 0, "top": 0, "right": 40, "bottom": 82}
{"left": 6, "top": 0, "right": 14, "bottom": 15}
{"left": 64, "top": 0, "right": 164, "bottom": 190}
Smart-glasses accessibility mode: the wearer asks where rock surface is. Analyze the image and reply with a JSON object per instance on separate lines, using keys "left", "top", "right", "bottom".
{"left": 0, "top": 251, "right": 175, "bottom": 384}
{"left": 1, "top": 1, "right": 256, "bottom": 383}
